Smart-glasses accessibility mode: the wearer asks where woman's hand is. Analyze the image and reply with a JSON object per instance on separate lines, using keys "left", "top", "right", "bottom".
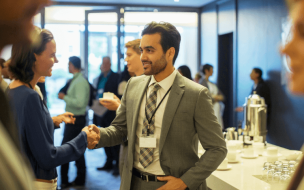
{"left": 52, "top": 112, "right": 75, "bottom": 127}
{"left": 60, "top": 112, "right": 76, "bottom": 124}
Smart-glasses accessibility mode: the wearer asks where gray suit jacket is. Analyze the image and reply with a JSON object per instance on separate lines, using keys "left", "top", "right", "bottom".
{"left": 96, "top": 72, "right": 227, "bottom": 190}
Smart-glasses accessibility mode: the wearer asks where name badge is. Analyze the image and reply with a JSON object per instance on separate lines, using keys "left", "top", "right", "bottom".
{"left": 139, "top": 137, "right": 156, "bottom": 148}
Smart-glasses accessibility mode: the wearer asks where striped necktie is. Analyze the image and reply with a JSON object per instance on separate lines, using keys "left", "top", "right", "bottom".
{"left": 139, "top": 83, "right": 161, "bottom": 168}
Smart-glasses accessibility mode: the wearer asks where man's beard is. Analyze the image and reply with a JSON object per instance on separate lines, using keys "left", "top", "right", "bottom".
{"left": 145, "top": 54, "right": 167, "bottom": 75}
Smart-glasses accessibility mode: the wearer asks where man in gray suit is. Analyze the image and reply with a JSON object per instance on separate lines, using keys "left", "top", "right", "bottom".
{"left": 85, "top": 22, "right": 227, "bottom": 190}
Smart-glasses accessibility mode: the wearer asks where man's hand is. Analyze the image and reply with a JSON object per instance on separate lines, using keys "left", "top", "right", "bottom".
{"left": 99, "top": 95, "right": 121, "bottom": 111}
{"left": 156, "top": 176, "right": 187, "bottom": 190}
{"left": 82, "top": 124, "right": 100, "bottom": 149}
{"left": 58, "top": 92, "right": 65, "bottom": 100}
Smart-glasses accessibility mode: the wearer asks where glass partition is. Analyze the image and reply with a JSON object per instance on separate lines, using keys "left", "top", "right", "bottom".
{"left": 44, "top": 6, "right": 119, "bottom": 116}
{"left": 87, "top": 12, "right": 118, "bottom": 83}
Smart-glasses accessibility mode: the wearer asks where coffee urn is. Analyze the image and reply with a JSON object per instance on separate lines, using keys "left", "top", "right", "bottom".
{"left": 243, "top": 91, "right": 267, "bottom": 142}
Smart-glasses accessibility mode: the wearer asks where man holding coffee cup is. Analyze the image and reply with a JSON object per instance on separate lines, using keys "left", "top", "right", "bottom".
{"left": 99, "top": 39, "right": 144, "bottom": 111}
{"left": 92, "top": 56, "right": 121, "bottom": 175}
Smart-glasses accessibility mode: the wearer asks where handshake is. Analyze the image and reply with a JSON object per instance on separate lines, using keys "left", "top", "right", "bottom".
{"left": 82, "top": 124, "right": 100, "bottom": 149}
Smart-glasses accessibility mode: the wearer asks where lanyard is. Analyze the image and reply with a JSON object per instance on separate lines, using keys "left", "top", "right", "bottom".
{"left": 145, "top": 85, "right": 172, "bottom": 135}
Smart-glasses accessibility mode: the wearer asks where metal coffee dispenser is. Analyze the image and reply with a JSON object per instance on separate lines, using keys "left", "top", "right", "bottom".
{"left": 243, "top": 91, "right": 267, "bottom": 142}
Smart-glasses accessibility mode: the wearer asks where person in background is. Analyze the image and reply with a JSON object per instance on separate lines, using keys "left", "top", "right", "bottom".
{"left": 200, "top": 64, "right": 225, "bottom": 129}
{"left": 0, "top": 0, "right": 52, "bottom": 189}
{"left": 100, "top": 39, "right": 144, "bottom": 111}
{"left": 125, "top": 39, "right": 144, "bottom": 77}
{"left": 282, "top": 1, "right": 304, "bottom": 189}
{"left": 178, "top": 65, "right": 192, "bottom": 80}
{"left": 93, "top": 56, "right": 120, "bottom": 175}
{"left": 235, "top": 68, "right": 271, "bottom": 121}
{"left": 99, "top": 39, "right": 143, "bottom": 176}
{"left": 118, "top": 65, "right": 135, "bottom": 96}
{"left": 58, "top": 56, "right": 90, "bottom": 188}
{"left": 36, "top": 76, "right": 76, "bottom": 127}
{"left": 0, "top": 58, "right": 8, "bottom": 91}
{"left": 85, "top": 21, "right": 226, "bottom": 190}
{"left": 194, "top": 72, "right": 202, "bottom": 83}
{"left": 8, "top": 28, "right": 99, "bottom": 190}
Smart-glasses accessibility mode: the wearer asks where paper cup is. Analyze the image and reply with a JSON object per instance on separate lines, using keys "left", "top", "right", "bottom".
{"left": 103, "top": 92, "right": 114, "bottom": 99}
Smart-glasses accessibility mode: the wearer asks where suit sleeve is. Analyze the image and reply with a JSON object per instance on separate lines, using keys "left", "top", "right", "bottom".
{"left": 95, "top": 77, "right": 130, "bottom": 148}
{"left": 180, "top": 87, "right": 227, "bottom": 190}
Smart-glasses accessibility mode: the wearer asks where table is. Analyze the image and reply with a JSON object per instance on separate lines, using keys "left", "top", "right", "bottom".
{"left": 199, "top": 143, "right": 295, "bottom": 190}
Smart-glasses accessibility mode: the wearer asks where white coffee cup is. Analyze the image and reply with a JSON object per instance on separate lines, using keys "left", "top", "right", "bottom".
{"left": 244, "top": 148, "right": 254, "bottom": 157}
{"left": 253, "top": 142, "right": 264, "bottom": 156}
{"left": 227, "top": 151, "right": 237, "bottom": 161}
{"left": 286, "top": 150, "right": 302, "bottom": 160}
{"left": 103, "top": 92, "right": 114, "bottom": 99}
{"left": 228, "top": 140, "right": 243, "bottom": 150}
{"left": 227, "top": 142, "right": 237, "bottom": 151}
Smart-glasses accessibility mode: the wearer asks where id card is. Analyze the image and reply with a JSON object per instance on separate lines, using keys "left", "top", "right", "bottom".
{"left": 139, "top": 136, "right": 156, "bottom": 148}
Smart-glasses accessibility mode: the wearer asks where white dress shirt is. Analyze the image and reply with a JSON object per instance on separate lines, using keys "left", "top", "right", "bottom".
{"left": 134, "top": 69, "right": 177, "bottom": 175}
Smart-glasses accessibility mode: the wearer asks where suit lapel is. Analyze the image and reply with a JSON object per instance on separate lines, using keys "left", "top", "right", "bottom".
{"left": 159, "top": 73, "right": 185, "bottom": 154}
{"left": 129, "top": 76, "right": 151, "bottom": 153}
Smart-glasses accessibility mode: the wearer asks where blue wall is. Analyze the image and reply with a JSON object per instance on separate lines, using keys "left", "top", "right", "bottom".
{"left": 201, "top": 0, "right": 304, "bottom": 150}
{"left": 201, "top": 3, "right": 218, "bottom": 82}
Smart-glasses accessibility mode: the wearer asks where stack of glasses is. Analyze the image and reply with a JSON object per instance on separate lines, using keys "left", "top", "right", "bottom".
{"left": 262, "top": 161, "right": 298, "bottom": 182}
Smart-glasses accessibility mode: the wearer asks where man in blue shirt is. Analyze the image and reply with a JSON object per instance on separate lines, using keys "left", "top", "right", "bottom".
{"left": 92, "top": 56, "right": 120, "bottom": 175}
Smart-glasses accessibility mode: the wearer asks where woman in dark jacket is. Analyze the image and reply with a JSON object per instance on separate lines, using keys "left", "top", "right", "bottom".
{"left": 7, "top": 28, "right": 98, "bottom": 190}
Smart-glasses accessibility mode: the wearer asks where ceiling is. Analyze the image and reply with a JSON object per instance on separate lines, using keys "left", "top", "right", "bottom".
{"left": 54, "top": 0, "right": 216, "bottom": 8}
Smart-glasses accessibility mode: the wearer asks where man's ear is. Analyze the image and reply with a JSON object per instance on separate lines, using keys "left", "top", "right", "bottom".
{"left": 166, "top": 47, "right": 175, "bottom": 62}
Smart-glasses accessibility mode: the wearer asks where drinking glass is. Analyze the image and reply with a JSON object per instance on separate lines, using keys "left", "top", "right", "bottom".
{"left": 273, "top": 166, "right": 282, "bottom": 182}
{"left": 274, "top": 161, "right": 282, "bottom": 167}
{"left": 267, "top": 164, "right": 276, "bottom": 180}
{"left": 282, "top": 163, "right": 289, "bottom": 170}
{"left": 280, "top": 169, "right": 291, "bottom": 182}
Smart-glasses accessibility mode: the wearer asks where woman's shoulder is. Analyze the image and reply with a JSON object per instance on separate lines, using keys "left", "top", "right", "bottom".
{"left": 8, "top": 86, "right": 41, "bottom": 102}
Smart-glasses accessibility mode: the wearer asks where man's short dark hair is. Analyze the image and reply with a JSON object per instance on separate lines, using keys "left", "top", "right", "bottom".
{"left": 253, "top": 68, "right": 262, "bottom": 80}
{"left": 141, "top": 22, "right": 181, "bottom": 65}
{"left": 9, "top": 28, "right": 54, "bottom": 83}
{"left": 69, "top": 56, "right": 81, "bottom": 70}
{"left": 202, "top": 64, "right": 213, "bottom": 75}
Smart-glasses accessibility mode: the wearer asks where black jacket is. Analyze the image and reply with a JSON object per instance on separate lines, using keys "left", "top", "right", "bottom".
{"left": 93, "top": 71, "right": 120, "bottom": 127}
{"left": 251, "top": 79, "right": 271, "bottom": 115}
